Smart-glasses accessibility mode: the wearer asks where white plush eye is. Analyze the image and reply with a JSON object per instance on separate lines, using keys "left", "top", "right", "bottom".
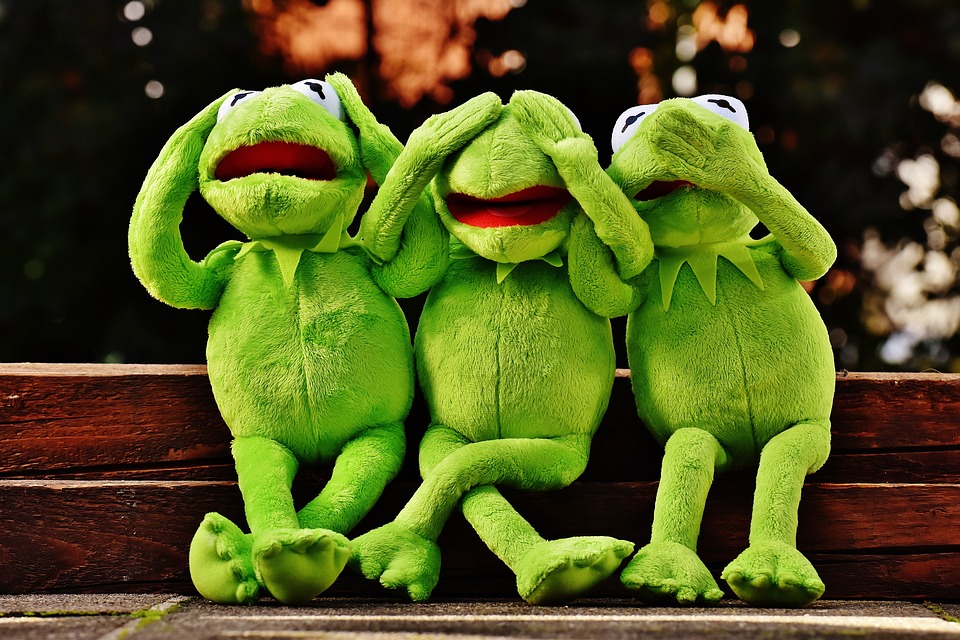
{"left": 564, "top": 106, "right": 582, "bottom": 132}
{"left": 290, "top": 79, "right": 345, "bottom": 122}
{"left": 691, "top": 94, "right": 749, "bottom": 130}
{"left": 612, "top": 104, "right": 658, "bottom": 153}
{"left": 217, "top": 90, "right": 261, "bottom": 122}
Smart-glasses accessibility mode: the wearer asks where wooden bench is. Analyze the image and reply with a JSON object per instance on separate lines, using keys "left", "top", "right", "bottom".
{"left": 1, "top": 364, "right": 958, "bottom": 600}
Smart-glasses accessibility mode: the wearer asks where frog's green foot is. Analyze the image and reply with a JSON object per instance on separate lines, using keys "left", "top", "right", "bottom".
{"left": 350, "top": 522, "right": 441, "bottom": 602}
{"left": 517, "top": 536, "right": 635, "bottom": 605}
{"left": 189, "top": 512, "right": 261, "bottom": 605}
{"left": 621, "top": 541, "right": 724, "bottom": 605}
{"left": 252, "top": 528, "right": 352, "bottom": 605}
{"left": 722, "top": 542, "right": 824, "bottom": 607}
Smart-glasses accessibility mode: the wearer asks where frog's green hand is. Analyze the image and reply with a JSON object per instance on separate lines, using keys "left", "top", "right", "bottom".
{"left": 568, "top": 214, "right": 646, "bottom": 318}
{"left": 129, "top": 91, "right": 235, "bottom": 310}
{"left": 359, "top": 92, "right": 502, "bottom": 264}
{"left": 650, "top": 107, "right": 836, "bottom": 281}
{"left": 510, "top": 90, "right": 653, "bottom": 280}
{"left": 326, "top": 72, "right": 402, "bottom": 186}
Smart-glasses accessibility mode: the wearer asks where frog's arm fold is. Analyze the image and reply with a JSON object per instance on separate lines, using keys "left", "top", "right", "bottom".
{"left": 358, "top": 93, "right": 501, "bottom": 296}
{"left": 509, "top": 90, "right": 654, "bottom": 280}
{"left": 568, "top": 213, "right": 646, "bottom": 318}
{"left": 735, "top": 182, "right": 836, "bottom": 282}
{"left": 359, "top": 92, "right": 502, "bottom": 264}
{"left": 649, "top": 106, "right": 836, "bottom": 281}
{"left": 129, "top": 92, "right": 235, "bottom": 310}
{"left": 326, "top": 73, "right": 401, "bottom": 186}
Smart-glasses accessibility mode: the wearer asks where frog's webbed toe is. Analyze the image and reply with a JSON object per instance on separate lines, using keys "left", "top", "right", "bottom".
{"left": 350, "top": 522, "right": 441, "bottom": 602}
{"left": 517, "top": 536, "right": 635, "bottom": 605}
{"left": 722, "top": 542, "right": 824, "bottom": 607}
{"left": 189, "top": 512, "right": 260, "bottom": 605}
{"left": 253, "top": 528, "right": 352, "bottom": 605}
{"left": 621, "top": 541, "right": 724, "bottom": 605}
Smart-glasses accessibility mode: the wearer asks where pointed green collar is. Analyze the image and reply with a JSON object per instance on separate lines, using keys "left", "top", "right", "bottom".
{"left": 449, "top": 241, "right": 564, "bottom": 284}
{"left": 655, "top": 236, "right": 773, "bottom": 310}
{"left": 226, "top": 216, "right": 361, "bottom": 287}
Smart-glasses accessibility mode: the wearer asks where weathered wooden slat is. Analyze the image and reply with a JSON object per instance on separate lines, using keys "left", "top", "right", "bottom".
{"left": 3, "top": 365, "right": 960, "bottom": 478}
{"left": 1, "top": 480, "right": 958, "bottom": 597}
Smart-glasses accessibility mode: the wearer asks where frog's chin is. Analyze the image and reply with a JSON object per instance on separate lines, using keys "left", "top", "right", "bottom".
{"left": 214, "top": 141, "right": 336, "bottom": 182}
{"left": 446, "top": 186, "right": 571, "bottom": 228}
{"left": 634, "top": 180, "right": 695, "bottom": 202}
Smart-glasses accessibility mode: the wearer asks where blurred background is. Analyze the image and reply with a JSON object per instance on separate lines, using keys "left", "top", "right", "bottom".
{"left": 2, "top": 0, "right": 959, "bottom": 371}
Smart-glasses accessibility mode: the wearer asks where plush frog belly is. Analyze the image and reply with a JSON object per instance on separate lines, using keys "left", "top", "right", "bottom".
{"left": 129, "top": 75, "right": 448, "bottom": 606}
{"left": 417, "top": 257, "right": 613, "bottom": 443}
{"left": 350, "top": 90, "right": 650, "bottom": 604}
{"left": 628, "top": 247, "right": 834, "bottom": 466}
{"left": 567, "top": 94, "right": 837, "bottom": 607}
{"left": 209, "top": 249, "right": 412, "bottom": 463}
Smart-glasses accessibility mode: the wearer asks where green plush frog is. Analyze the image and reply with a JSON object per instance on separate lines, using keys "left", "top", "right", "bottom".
{"left": 568, "top": 94, "right": 836, "bottom": 606}
{"left": 129, "top": 74, "right": 447, "bottom": 605}
{"left": 350, "top": 90, "right": 654, "bottom": 604}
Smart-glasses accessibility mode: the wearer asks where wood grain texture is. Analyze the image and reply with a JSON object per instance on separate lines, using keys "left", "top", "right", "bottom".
{"left": 1, "top": 479, "right": 958, "bottom": 597}
{"left": 2, "top": 364, "right": 959, "bottom": 599}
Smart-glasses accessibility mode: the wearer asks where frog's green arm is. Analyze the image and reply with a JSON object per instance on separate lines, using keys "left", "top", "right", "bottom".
{"left": 358, "top": 92, "right": 503, "bottom": 265}
{"left": 568, "top": 214, "right": 646, "bottom": 318}
{"left": 129, "top": 92, "right": 235, "bottom": 310}
{"left": 650, "top": 106, "right": 836, "bottom": 281}
{"left": 734, "top": 182, "right": 836, "bottom": 281}
{"left": 510, "top": 90, "right": 654, "bottom": 280}
{"left": 326, "top": 73, "right": 401, "bottom": 187}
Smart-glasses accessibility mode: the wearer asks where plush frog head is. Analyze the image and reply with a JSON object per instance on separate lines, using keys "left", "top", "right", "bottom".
{"left": 198, "top": 77, "right": 368, "bottom": 239}
{"left": 606, "top": 95, "right": 761, "bottom": 249}
{"left": 432, "top": 97, "right": 582, "bottom": 264}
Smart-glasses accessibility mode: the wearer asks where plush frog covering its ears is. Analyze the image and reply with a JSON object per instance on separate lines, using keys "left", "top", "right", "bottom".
{"left": 129, "top": 74, "right": 447, "bottom": 605}
{"left": 569, "top": 95, "right": 836, "bottom": 606}
{"left": 349, "top": 91, "right": 653, "bottom": 604}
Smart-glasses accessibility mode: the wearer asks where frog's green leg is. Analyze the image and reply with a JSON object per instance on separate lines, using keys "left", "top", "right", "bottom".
{"left": 189, "top": 512, "right": 259, "bottom": 604}
{"left": 462, "top": 485, "right": 634, "bottom": 604}
{"left": 297, "top": 421, "right": 406, "bottom": 534}
{"left": 722, "top": 422, "right": 830, "bottom": 607}
{"left": 232, "top": 436, "right": 352, "bottom": 605}
{"left": 510, "top": 90, "right": 654, "bottom": 280}
{"left": 622, "top": 427, "right": 727, "bottom": 605}
{"left": 568, "top": 214, "right": 646, "bottom": 318}
{"left": 129, "top": 91, "right": 235, "bottom": 310}
{"left": 417, "top": 426, "right": 633, "bottom": 604}
{"left": 353, "top": 430, "right": 619, "bottom": 602}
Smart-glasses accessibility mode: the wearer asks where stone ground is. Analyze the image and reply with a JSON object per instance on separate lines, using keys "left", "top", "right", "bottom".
{"left": 0, "top": 595, "right": 959, "bottom": 640}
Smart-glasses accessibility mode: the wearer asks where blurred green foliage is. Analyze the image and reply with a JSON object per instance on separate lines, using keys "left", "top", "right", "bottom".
{"left": 2, "top": 0, "right": 959, "bottom": 369}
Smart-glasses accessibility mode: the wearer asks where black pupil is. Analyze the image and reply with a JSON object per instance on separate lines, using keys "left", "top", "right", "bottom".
{"left": 708, "top": 98, "right": 736, "bottom": 113}
{"left": 230, "top": 92, "right": 252, "bottom": 107}
{"left": 622, "top": 112, "right": 645, "bottom": 133}
{"left": 305, "top": 82, "right": 326, "bottom": 100}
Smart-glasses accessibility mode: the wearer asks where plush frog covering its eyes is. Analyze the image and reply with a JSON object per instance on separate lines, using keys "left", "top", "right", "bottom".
{"left": 569, "top": 95, "right": 836, "bottom": 606}
{"left": 348, "top": 91, "right": 653, "bottom": 604}
{"left": 129, "top": 74, "right": 446, "bottom": 605}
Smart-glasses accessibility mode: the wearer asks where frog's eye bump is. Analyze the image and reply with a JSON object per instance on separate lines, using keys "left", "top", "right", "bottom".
{"left": 692, "top": 94, "right": 749, "bottom": 130}
{"left": 217, "top": 90, "right": 261, "bottom": 122}
{"left": 612, "top": 103, "right": 658, "bottom": 153}
{"left": 291, "top": 79, "right": 346, "bottom": 122}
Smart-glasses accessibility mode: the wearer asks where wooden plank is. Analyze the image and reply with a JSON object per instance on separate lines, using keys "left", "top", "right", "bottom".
{"left": 2, "top": 480, "right": 958, "bottom": 597}
{"left": 3, "top": 365, "right": 960, "bottom": 478}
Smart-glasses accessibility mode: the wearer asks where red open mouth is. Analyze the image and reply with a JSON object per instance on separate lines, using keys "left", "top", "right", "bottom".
{"left": 446, "top": 186, "right": 571, "bottom": 228}
{"left": 634, "top": 180, "right": 694, "bottom": 201}
{"left": 214, "top": 141, "right": 336, "bottom": 182}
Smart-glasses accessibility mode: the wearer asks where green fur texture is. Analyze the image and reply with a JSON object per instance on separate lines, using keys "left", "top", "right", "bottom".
{"left": 130, "top": 74, "right": 434, "bottom": 605}
{"left": 570, "top": 96, "right": 836, "bottom": 606}
{"left": 352, "top": 90, "right": 637, "bottom": 603}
